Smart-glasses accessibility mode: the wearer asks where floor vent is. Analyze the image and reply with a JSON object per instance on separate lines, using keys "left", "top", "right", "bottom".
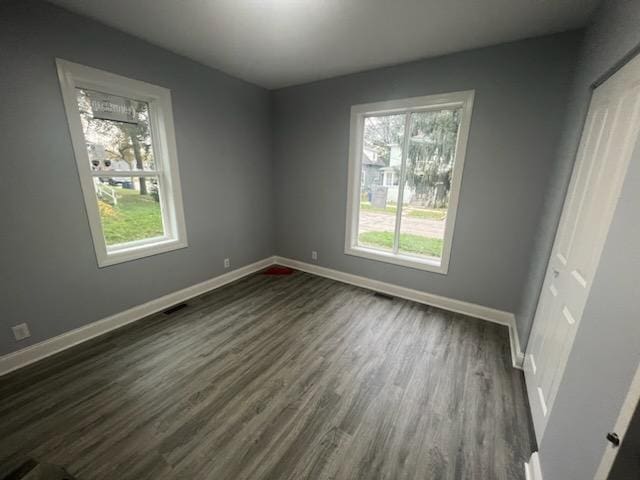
{"left": 164, "top": 303, "right": 188, "bottom": 315}
{"left": 373, "top": 292, "right": 395, "bottom": 301}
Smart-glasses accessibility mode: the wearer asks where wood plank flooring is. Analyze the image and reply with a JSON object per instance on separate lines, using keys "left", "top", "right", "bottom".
{"left": 0, "top": 270, "right": 535, "bottom": 479}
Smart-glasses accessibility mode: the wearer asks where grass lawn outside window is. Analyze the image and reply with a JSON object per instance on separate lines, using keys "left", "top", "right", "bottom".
{"left": 98, "top": 187, "right": 164, "bottom": 245}
{"left": 358, "top": 231, "right": 444, "bottom": 258}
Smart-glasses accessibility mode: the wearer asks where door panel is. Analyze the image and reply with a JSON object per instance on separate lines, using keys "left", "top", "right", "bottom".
{"left": 554, "top": 107, "right": 608, "bottom": 262}
{"left": 525, "top": 54, "right": 640, "bottom": 444}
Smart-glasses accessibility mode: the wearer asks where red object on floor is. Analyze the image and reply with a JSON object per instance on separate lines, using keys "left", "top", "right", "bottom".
{"left": 263, "top": 266, "right": 295, "bottom": 275}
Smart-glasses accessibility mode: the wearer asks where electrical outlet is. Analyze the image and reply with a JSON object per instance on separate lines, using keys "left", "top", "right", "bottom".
{"left": 224, "top": 258, "right": 230, "bottom": 269}
{"left": 311, "top": 251, "right": 318, "bottom": 261}
{"left": 12, "top": 323, "right": 31, "bottom": 341}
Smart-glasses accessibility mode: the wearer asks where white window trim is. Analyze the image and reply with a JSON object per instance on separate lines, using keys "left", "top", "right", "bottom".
{"left": 56, "top": 59, "right": 188, "bottom": 267}
{"left": 344, "top": 90, "right": 475, "bottom": 275}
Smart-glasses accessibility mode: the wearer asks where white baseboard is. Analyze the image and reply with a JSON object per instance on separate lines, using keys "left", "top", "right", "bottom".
{"left": 1, "top": 254, "right": 525, "bottom": 377}
{"left": 274, "top": 256, "right": 524, "bottom": 369}
{"left": 524, "top": 452, "right": 543, "bottom": 480}
{"left": 0, "top": 256, "right": 277, "bottom": 377}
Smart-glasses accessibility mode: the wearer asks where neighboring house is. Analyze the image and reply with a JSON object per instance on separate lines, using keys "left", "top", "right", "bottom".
{"left": 380, "top": 144, "right": 413, "bottom": 204}
{"left": 361, "top": 144, "right": 414, "bottom": 205}
{"left": 375, "top": 141, "right": 451, "bottom": 207}
{"left": 87, "top": 142, "right": 134, "bottom": 188}
{"left": 361, "top": 146, "right": 386, "bottom": 195}
{"left": 87, "top": 142, "right": 106, "bottom": 170}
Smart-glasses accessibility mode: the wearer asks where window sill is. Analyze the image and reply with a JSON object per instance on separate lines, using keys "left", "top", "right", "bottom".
{"left": 344, "top": 245, "right": 448, "bottom": 274}
{"left": 98, "top": 237, "right": 188, "bottom": 267}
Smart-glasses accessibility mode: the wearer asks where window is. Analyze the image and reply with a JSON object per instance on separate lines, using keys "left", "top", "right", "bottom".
{"left": 345, "top": 91, "right": 474, "bottom": 274}
{"left": 56, "top": 59, "right": 187, "bottom": 267}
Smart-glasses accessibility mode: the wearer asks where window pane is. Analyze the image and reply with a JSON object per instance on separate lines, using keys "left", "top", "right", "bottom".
{"left": 76, "top": 88, "right": 157, "bottom": 172}
{"left": 398, "top": 109, "right": 461, "bottom": 261}
{"left": 357, "top": 114, "right": 405, "bottom": 253}
{"left": 93, "top": 176, "right": 166, "bottom": 247}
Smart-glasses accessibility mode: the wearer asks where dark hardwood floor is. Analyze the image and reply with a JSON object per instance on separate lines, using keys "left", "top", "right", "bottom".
{"left": 0, "top": 270, "right": 534, "bottom": 480}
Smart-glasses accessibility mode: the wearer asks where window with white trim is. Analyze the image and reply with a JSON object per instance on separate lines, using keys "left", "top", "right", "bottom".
{"left": 345, "top": 91, "right": 474, "bottom": 274}
{"left": 57, "top": 59, "right": 187, "bottom": 267}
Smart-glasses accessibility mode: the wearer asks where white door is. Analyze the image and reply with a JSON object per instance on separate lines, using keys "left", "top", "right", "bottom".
{"left": 525, "top": 52, "right": 640, "bottom": 443}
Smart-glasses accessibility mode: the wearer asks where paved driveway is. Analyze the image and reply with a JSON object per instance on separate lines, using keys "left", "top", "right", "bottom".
{"left": 358, "top": 211, "right": 445, "bottom": 239}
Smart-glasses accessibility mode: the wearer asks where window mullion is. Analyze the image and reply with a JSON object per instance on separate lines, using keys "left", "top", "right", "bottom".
{"left": 392, "top": 112, "right": 411, "bottom": 254}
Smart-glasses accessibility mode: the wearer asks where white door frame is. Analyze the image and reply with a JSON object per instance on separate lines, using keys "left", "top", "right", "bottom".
{"left": 524, "top": 49, "right": 640, "bottom": 444}
{"left": 593, "top": 46, "right": 640, "bottom": 479}
{"left": 524, "top": 49, "right": 640, "bottom": 480}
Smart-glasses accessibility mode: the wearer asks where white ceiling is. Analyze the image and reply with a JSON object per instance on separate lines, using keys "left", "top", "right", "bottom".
{"left": 48, "top": 0, "right": 600, "bottom": 89}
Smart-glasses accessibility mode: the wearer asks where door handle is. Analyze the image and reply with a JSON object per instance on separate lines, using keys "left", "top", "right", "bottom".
{"left": 606, "top": 432, "right": 620, "bottom": 447}
{"left": 552, "top": 269, "right": 560, "bottom": 278}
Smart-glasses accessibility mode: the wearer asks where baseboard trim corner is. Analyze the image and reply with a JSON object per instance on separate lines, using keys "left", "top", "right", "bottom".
{"left": 274, "top": 256, "right": 524, "bottom": 369}
{"left": 0, "top": 256, "right": 277, "bottom": 377}
{"left": 510, "top": 322, "right": 525, "bottom": 369}
{"left": 524, "top": 452, "right": 543, "bottom": 480}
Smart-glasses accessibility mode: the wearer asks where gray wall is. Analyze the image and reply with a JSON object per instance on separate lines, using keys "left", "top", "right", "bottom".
{"left": 533, "top": 1, "right": 640, "bottom": 478}
{"left": 272, "top": 33, "right": 582, "bottom": 339}
{"left": 0, "top": 0, "right": 274, "bottom": 356}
